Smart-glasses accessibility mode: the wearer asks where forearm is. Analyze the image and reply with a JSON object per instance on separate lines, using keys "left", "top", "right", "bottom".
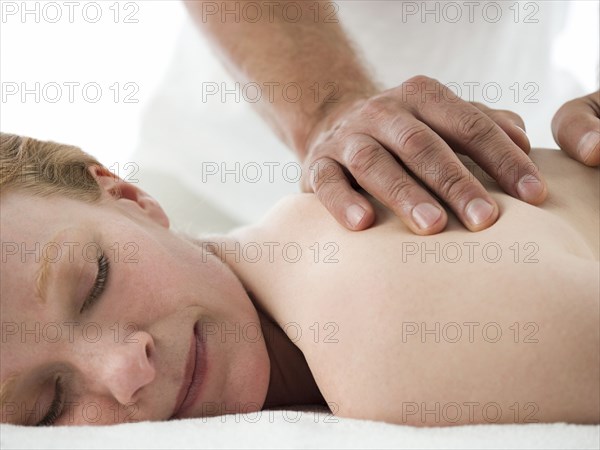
{"left": 184, "top": 0, "right": 380, "bottom": 157}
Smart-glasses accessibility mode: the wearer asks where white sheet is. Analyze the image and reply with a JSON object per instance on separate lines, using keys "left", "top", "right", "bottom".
{"left": 2, "top": 407, "right": 598, "bottom": 450}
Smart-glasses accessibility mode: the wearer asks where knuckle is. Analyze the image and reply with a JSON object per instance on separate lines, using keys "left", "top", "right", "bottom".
{"left": 437, "top": 171, "right": 472, "bottom": 204}
{"left": 394, "top": 124, "right": 438, "bottom": 160}
{"left": 311, "top": 158, "right": 340, "bottom": 189}
{"left": 345, "top": 141, "right": 385, "bottom": 176}
{"left": 359, "top": 96, "right": 391, "bottom": 121}
{"left": 385, "top": 179, "right": 415, "bottom": 209}
{"left": 455, "top": 110, "right": 496, "bottom": 144}
{"left": 494, "top": 151, "right": 521, "bottom": 181}
{"left": 318, "top": 183, "right": 345, "bottom": 212}
{"left": 405, "top": 74, "right": 432, "bottom": 85}
{"left": 400, "top": 76, "right": 447, "bottom": 106}
{"left": 582, "top": 95, "right": 600, "bottom": 116}
{"left": 314, "top": 179, "right": 354, "bottom": 217}
{"left": 403, "top": 75, "right": 437, "bottom": 100}
{"left": 411, "top": 141, "right": 443, "bottom": 172}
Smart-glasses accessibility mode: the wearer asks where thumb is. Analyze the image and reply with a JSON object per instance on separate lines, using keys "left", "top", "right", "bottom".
{"left": 552, "top": 91, "right": 600, "bottom": 167}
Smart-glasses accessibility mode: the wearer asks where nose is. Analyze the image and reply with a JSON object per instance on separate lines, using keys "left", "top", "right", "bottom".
{"left": 78, "top": 329, "right": 156, "bottom": 405}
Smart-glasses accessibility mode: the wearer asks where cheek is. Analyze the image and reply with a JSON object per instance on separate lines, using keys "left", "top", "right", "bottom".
{"left": 184, "top": 254, "right": 256, "bottom": 319}
{"left": 101, "top": 228, "right": 202, "bottom": 318}
{"left": 193, "top": 259, "right": 271, "bottom": 409}
{"left": 107, "top": 239, "right": 254, "bottom": 326}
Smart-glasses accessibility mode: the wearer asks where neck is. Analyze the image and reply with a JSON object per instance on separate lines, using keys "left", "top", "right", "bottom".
{"left": 254, "top": 299, "right": 326, "bottom": 409}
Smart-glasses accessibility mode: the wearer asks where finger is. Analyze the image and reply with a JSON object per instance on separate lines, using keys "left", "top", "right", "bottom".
{"left": 551, "top": 92, "right": 600, "bottom": 167}
{"left": 470, "top": 102, "right": 531, "bottom": 154}
{"left": 335, "top": 134, "right": 449, "bottom": 235}
{"left": 360, "top": 110, "right": 499, "bottom": 232}
{"left": 402, "top": 77, "right": 548, "bottom": 205}
{"left": 305, "top": 156, "right": 376, "bottom": 231}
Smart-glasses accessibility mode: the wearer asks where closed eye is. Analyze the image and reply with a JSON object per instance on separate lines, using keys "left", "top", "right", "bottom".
{"left": 81, "top": 252, "right": 109, "bottom": 313}
{"left": 36, "top": 377, "right": 64, "bottom": 427}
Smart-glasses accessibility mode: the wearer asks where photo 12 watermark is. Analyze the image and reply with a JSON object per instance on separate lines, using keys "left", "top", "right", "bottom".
{"left": 201, "top": 240, "right": 340, "bottom": 264}
{"left": 400, "top": 240, "right": 540, "bottom": 264}
{"left": 195, "top": 1, "right": 339, "bottom": 24}
{"left": 399, "top": 1, "right": 540, "bottom": 24}
{"left": 1, "top": 400, "right": 140, "bottom": 425}
{"left": 1, "top": 82, "right": 140, "bottom": 104}
{"left": 398, "top": 78, "right": 540, "bottom": 105}
{"left": 1, "top": 321, "right": 143, "bottom": 345}
{"left": 200, "top": 320, "right": 340, "bottom": 345}
{"left": 400, "top": 321, "right": 540, "bottom": 344}
{"left": 198, "top": 81, "right": 339, "bottom": 104}
{"left": 1, "top": 1, "right": 141, "bottom": 24}
{"left": 398, "top": 400, "right": 540, "bottom": 424}
{"left": 1, "top": 240, "right": 140, "bottom": 264}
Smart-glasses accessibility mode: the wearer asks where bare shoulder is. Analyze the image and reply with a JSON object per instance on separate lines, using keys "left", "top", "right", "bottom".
{"left": 247, "top": 149, "right": 598, "bottom": 260}
{"left": 262, "top": 193, "right": 327, "bottom": 220}
{"left": 254, "top": 193, "right": 344, "bottom": 238}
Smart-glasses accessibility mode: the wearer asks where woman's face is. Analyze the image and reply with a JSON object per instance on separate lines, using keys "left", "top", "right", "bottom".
{"left": 0, "top": 166, "right": 270, "bottom": 425}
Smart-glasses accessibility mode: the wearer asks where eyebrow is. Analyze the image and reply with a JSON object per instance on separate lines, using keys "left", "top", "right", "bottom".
{"left": 34, "top": 227, "right": 68, "bottom": 304}
{"left": 34, "top": 226, "right": 89, "bottom": 304}
{"left": 35, "top": 255, "right": 52, "bottom": 304}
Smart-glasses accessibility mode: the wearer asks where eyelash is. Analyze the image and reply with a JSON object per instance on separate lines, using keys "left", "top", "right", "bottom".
{"left": 36, "top": 377, "right": 64, "bottom": 427}
{"left": 81, "top": 252, "right": 110, "bottom": 313}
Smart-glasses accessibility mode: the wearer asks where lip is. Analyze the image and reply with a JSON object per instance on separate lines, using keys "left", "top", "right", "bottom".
{"left": 171, "top": 321, "right": 207, "bottom": 419}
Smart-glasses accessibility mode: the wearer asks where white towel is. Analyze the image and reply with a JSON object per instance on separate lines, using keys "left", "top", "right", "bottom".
{"left": 2, "top": 408, "right": 598, "bottom": 450}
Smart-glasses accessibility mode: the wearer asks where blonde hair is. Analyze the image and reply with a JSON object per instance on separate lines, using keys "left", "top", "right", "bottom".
{"left": 0, "top": 132, "right": 105, "bottom": 202}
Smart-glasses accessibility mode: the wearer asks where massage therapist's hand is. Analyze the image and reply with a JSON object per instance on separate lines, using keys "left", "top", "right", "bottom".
{"left": 552, "top": 90, "right": 600, "bottom": 167}
{"left": 187, "top": 3, "right": 547, "bottom": 235}
{"left": 301, "top": 76, "right": 548, "bottom": 235}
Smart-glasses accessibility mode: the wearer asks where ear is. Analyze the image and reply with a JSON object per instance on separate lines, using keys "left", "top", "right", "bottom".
{"left": 88, "top": 165, "right": 170, "bottom": 229}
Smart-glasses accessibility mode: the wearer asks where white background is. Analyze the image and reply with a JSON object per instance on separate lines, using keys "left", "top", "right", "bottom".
{"left": 1, "top": 0, "right": 598, "bottom": 168}
{"left": 1, "top": 0, "right": 187, "bottom": 167}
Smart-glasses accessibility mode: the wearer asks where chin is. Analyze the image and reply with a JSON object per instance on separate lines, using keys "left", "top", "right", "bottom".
{"left": 222, "top": 343, "right": 271, "bottom": 415}
{"left": 187, "top": 355, "right": 270, "bottom": 419}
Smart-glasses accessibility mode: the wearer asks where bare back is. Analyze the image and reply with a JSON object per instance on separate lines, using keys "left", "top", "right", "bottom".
{"left": 227, "top": 149, "right": 599, "bottom": 426}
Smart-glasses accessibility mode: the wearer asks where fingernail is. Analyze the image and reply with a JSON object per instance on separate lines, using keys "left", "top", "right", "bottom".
{"left": 578, "top": 131, "right": 600, "bottom": 164}
{"left": 412, "top": 203, "right": 442, "bottom": 230}
{"left": 517, "top": 174, "right": 544, "bottom": 201}
{"left": 465, "top": 198, "right": 494, "bottom": 226}
{"left": 346, "top": 204, "right": 366, "bottom": 228}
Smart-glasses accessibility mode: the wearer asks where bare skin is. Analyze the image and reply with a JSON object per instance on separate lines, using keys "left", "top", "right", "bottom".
{"left": 217, "top": 148, "right": 599, "bottom": 426}
{"left": 1, "top": 148, "right": 597, "bottom": 427}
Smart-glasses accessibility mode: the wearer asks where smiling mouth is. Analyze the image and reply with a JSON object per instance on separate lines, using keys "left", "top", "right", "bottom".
{"left": 171, "top": 321, "right": 207, "bottom": 419}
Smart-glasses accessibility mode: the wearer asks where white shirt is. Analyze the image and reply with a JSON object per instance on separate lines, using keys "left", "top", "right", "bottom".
{"left": 133, "top": 0, "right": 599, "bottom": 225}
